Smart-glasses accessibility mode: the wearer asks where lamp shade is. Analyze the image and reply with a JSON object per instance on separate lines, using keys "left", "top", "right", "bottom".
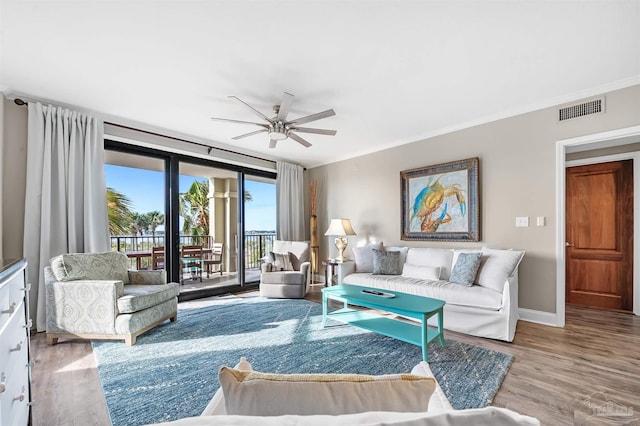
{"left": 324, "top": 218, "right": 356, "bottom": 236}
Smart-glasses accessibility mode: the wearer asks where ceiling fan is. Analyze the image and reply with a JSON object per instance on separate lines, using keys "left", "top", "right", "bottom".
{"left": 211, "top": 92, "right": 336, "bottom": 148}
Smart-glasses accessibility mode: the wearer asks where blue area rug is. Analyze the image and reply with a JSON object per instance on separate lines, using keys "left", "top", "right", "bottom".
{"left": 92, "top": 297, "right": 513, "bottom": 425}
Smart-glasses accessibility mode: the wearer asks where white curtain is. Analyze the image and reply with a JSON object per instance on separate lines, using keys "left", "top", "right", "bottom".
{"left": 23, "top": 102, "right": 110, "bottom": 332}
{"left": 276, "top": 161, "right": 306, "bottom": 241}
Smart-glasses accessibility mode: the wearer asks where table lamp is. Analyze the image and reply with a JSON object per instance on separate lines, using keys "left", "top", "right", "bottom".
{"left": 324, "top": 218, "right": 357, "bottom": 262}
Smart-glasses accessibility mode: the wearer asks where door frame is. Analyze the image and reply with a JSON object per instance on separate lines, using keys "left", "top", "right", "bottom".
{"left": 556, "top": 125, "right": 640, "bottom": 326}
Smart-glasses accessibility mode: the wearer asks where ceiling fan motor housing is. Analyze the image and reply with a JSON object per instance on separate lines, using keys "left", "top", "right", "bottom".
{"left": 269, "top": 121, "right": 288, "bottom": 140}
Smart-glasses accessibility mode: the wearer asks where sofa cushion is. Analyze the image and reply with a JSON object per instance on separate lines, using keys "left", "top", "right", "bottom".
{"left": 406, "top": 248, "right": 454, "bottom": 280}
{"left": 372, "top": 249, "right": 403, "bottom": 275}
{"left": 117, "top": 283, "right": 180, "bottom": 314}
{"left": 343, "top": 273, "right": 504, "bottom": 310}
{"left": 260, "top": 271, "right": 306, "bottom": 285}
{"left": 59, "top": 251, "right": 130, "bottom": 284}
{"left": 351, "top": 242, "right": 383, "bottom": 272}
{"left": 402, "top": 264, "right": 441, "bottom": 281}
{"left": 219, "top": 366, "right": 435, "bottom": 416}
{"left": 475, "top": 248, "right": 525, "bottom": 292}
{"left": 449, "top": 252, "right": 482, "bottom": 286}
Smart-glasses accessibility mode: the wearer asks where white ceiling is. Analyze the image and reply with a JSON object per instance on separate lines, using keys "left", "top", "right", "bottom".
{"left": 2, "top": 1, "right": 639, "bottom": 169}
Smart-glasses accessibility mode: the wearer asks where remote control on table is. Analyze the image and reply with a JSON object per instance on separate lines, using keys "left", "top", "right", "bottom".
{"left": 361, "top": 289, "right": 395, "bottom": 298}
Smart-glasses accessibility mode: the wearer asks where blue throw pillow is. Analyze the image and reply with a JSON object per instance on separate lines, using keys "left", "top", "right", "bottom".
{"left": 372, "top": 249, "right": 403, "bottom": 275}
{"left": 449, "top": 252, "right": 482, "bottom": 286}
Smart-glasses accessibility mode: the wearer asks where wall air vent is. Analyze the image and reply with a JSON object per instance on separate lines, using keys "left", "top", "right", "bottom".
{"left": 558, "top": 97, "right": 605, "bottom": 122}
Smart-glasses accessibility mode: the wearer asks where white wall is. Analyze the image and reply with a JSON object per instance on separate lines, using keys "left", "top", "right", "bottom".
{"left": 309, "top": 84, "right": 640, "bottom": 314}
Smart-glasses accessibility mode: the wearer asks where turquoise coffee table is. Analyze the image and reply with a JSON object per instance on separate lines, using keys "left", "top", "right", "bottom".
{"left": 322, "top": 284, "right": 446, "bottom": 361}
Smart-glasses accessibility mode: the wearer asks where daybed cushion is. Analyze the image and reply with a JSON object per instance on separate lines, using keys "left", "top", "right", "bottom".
{"left": 219, "top": 367, "right": 435, "bottom": 416}
{"left": 342, "top": 274, "right": 504, "bottom": 310}
{"left": 153, "top": 408, "right": 541, "bottom": 425}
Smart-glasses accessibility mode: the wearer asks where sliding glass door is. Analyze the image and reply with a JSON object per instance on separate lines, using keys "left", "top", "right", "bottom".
{"left": 104, "top": 140, "right": 276, "bottom": 300}
{"left": 243, "top": 176, "right": 277, "bottom": 283}
{"left": 178, "top": 161, "right": 241, "bottom": 292}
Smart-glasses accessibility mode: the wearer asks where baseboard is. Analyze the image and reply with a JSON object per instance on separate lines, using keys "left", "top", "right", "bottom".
{"left": 518, "top": 308, "right": 558, "bottom": 327}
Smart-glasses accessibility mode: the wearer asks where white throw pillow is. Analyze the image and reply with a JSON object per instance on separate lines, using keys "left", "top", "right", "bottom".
{"left": 219, "top": 367, "right": 435, "bottom": 416}
{"left": 406, "top": 248, "right": 454, "bottom": 280}
{"left": 351, "top": 242, "right": 383, "bottom": 272}
{"left": 475, "top": 247, "right": 525, "bottom": 292}
{"left": 402, "top": 264, "right": 441, "bottom": 281}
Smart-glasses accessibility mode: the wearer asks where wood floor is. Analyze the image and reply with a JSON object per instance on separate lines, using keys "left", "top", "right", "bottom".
{"left": 30, "top": 287, "right": 640, "bottom": 425}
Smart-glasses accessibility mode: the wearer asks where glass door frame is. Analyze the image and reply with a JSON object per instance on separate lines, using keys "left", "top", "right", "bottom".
{"left": 104, "top": 139, "right": 276, "bottom": 300}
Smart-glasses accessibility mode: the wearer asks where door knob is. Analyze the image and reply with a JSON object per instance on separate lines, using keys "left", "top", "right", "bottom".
{"left": 565, "top": 242, "right": 574, "bottom": 247}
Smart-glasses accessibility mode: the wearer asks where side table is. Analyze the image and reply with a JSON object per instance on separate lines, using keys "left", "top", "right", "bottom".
{"left": 322, "top": 259, "right": 339, "bottom": 287}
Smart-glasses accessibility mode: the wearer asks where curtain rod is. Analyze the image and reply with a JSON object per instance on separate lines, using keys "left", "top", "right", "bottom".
{"left": 13, "top": 98, "right": 277, "bottom": 165}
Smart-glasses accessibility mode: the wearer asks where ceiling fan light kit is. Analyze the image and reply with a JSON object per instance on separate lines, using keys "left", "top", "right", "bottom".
{"left": 211, "top": 92, "right": 336, "bottom": 149}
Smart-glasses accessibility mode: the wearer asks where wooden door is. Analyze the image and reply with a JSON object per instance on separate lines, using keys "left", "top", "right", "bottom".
{"left": 566, "top": 160, "right": 633, "bottom": 311}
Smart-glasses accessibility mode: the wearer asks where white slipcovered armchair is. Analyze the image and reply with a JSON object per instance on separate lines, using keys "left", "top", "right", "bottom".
{"left": 260, "top": 240, "right": 311, "bottom": 299}
{"left": 45, "top": 251, "right": 180, "bottom": 345}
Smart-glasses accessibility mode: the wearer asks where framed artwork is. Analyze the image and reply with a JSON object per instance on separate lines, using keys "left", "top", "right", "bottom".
{"left": 401, "top": 157, "right": 480, "bottom": 241}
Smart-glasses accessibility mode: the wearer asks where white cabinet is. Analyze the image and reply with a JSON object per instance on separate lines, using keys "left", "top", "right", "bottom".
{"left": 0, "top": 259, "right": 30, "bottom": 426}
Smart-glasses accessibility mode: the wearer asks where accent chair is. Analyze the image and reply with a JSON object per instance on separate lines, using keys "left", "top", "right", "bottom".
{"left": 45, "top": 251, "right": 180, "bottom": 345}
{"left": 260, "top": 240, "right": 311, "bottom": 299}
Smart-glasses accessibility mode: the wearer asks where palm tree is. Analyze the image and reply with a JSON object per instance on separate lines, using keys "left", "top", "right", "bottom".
{"left": 180, "top": 179, "right": 253, "bottom": 245}
{"left": 106, "top": 187, "right": 133, "bottom": 236}
{"left": 180, "top": 180, "right": 210, "bottom": 238}
{"left": 146, "top": 210, "right": 165, "bottom": 245}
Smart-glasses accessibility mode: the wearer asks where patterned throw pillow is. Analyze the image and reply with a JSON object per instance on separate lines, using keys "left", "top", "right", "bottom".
{"left": 372, "top": 249, "right": 403, "bottom": 275}
{"left": 449, "top": 252, "right": 482, "bottom": 286}
{"left": 270, "top": 252, "right": 294, "bottom": 271}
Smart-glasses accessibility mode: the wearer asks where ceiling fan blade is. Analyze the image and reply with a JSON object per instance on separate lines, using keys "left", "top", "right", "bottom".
{"left": 210, "top": 117, "right": 270, "bottom": 127}
{"left": 229, "top": 96, "right": 273, "bottom": 123}
{"left": 232, "top": 128, "right": 268, "bottom": 140}
{"left": 290, "top": 127, "right": 337, "bottom": 136}
{"left": 289, "top": 132, "right": 312, "bottom": 148}
{"left": 269, "top": 139, "right": 278, "bottom": 149}
{"left": 276, "top": 92, "right": 294, "bottom": 121}
{"left": 288, "top": 109, "right": 335, "bottom": 126}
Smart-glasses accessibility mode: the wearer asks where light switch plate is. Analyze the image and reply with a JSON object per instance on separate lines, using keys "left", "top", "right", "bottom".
{"left": 515, "top": 216, "right": 529, "bottom": 227}
{"left": 537, "top": 216, "right": 545, "bottom": 227}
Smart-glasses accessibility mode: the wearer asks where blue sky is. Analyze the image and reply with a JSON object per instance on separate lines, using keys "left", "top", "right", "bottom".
{"left": 104, "top": 164, "right": 275, "bottom": 232}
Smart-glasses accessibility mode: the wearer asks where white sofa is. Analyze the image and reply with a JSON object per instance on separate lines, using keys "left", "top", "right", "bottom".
{"left": 336, "top": 245, "right": 524, "bottom": 342}
{"left": 151, "top": 360, "right": 539, "bottom": 426}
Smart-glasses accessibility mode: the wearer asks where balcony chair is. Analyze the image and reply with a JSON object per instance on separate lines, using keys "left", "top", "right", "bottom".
{"left": 152, "top": 246, "right": 165, "bottom": 270}
{"left": 181, "top": 245, "right": 203, "bottom": 284}
{"left": 44, "top": 251, "right": 179, "bottom": 345}
{"left": 204, "top": 242, "right": 224, "bottom": 278}
{"left": 260, "top": 240, "right": 311, "bottom": 299}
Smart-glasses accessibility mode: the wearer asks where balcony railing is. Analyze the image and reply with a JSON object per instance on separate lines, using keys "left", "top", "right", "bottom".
{"left": 110, "top": 233, "right": 276, "bottom": 271}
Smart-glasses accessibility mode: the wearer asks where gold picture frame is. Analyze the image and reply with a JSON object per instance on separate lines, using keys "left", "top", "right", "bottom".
{"left": 401, "top": 157, "right": 480, "bottom": 241}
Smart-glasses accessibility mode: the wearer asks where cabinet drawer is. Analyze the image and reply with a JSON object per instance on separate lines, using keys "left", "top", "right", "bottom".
{"left": 0, "top": 355, "right": 29, "bottom": 426}
{"left": 0, "top": 299, "right": 27, "bottom": 370}
{"left": 0, "top": 270, "right": 25, "bottom": 332}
